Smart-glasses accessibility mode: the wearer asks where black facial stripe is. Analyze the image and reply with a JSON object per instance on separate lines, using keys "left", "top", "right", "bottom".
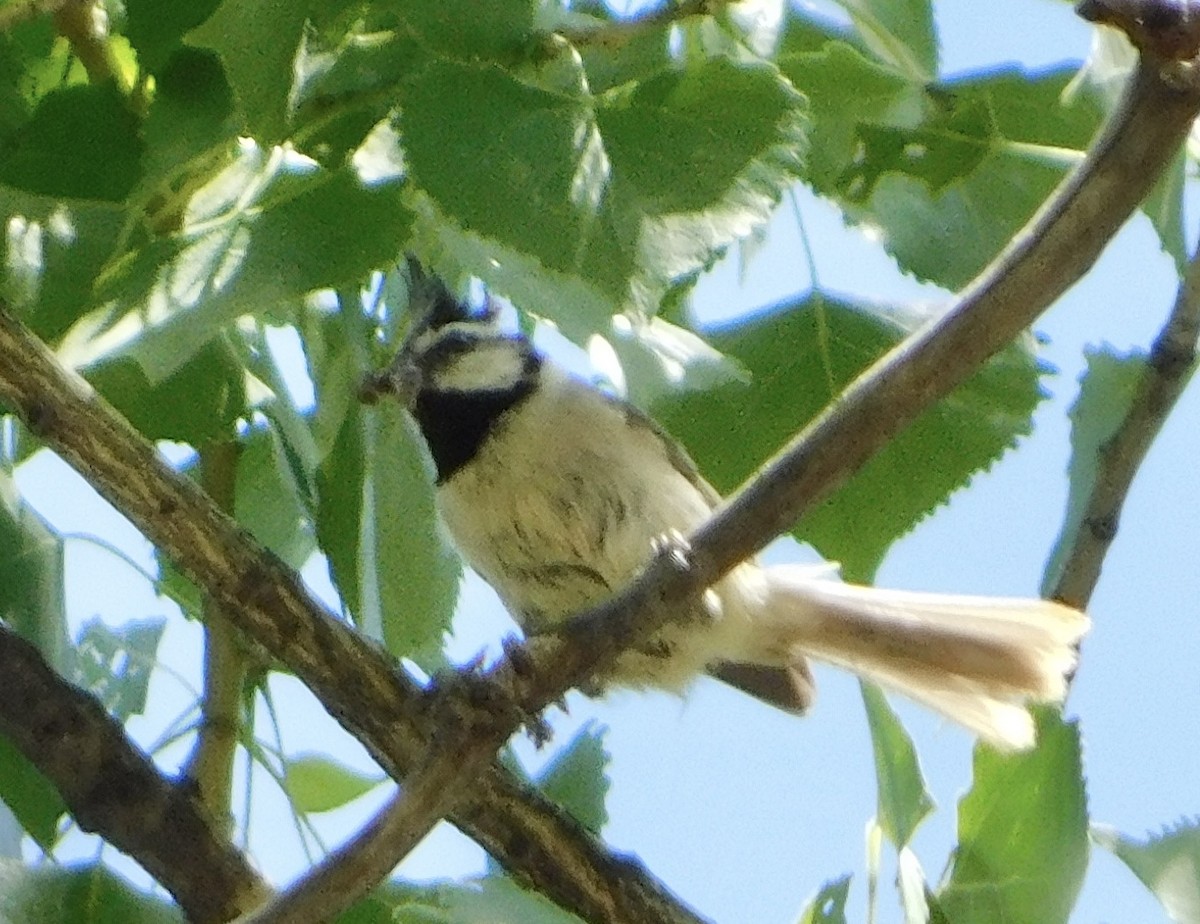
{"left": 414, "top": 380, "right": 536, "bottom": 482}
{"left": 421, "top": 327, "right": 484, "bottom": 363}
{"left": 421, "top": 327, "right": 526, "bottom": 368}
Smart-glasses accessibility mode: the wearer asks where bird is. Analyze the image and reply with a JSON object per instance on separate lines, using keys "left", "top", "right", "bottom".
{"left": 382, "top": 285, "right": 1089, "bottom": 751}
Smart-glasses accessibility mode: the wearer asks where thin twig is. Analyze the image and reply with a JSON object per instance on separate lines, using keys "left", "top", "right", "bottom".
{"left": 685, "top": 58, "right": 1200, "bottom": 585}
{"left": 52, "top": 0, "right": 121, "bottom": 86}
{"left": 0, "top": 622, "right": 270, "bottom": 923}
{"left": 240, "top": 48, "right": 1200, "bottom": 923}
{"left": 237, "top": 749, "right": 496, "bottom": 924}
{"left": 0, "top": 302, "right": 706, "bottom": 924}
{"left": 0, "top": 14, "right": 1196, "bottom": 924}
{"left": 183, "top": 441, "right": 248, "bottom": 831}
{"left": 1049, "top": 243, "right": 1200, "bottom": 608}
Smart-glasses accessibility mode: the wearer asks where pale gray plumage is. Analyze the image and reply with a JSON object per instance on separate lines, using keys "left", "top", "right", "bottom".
{"left": 395, "top": 317, "right": 1089, "bottom": 750}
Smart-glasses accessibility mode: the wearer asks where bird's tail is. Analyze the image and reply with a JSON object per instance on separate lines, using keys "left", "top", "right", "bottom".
{"left": 756, "top": 566, "right": 1090, "bottom": 750}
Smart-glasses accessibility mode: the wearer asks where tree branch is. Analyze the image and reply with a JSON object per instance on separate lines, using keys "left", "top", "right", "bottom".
{"left": 243, "top": 33, "right": 1200, "bottom": 923}
{"left": 0, "top": 10, "right": 1196, "bottom": 924}
{"left": 1049, "top": 239, "right": 1200, "bottom": 608}
{"left": 52, "top": 0, "right": 121, "bottom": 87}
{"left": 0, "top": 302, "right": 706, "bottom": 924}
{"left": 183, "top": 441, "right": 248, "bottom": 831}
{"left": 0, "top": 621, "right": 270, "bottom": 923}
{"left": 688, "top": 55, "right": 1200, "bottom": 586}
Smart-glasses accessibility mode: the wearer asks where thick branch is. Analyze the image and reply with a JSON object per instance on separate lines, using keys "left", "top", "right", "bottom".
{"left": 248, "top": 46, "right": 1200, "bottom": 921}
{"left": 687, "top": 57, "right": 1200, "bottom": 587}
{"left": 0, "top": 304, "right": 704, "bottom": 924}
{"left": 0, "top": 622, "right": 270, "bottom": 923}
{"left": 1049, "top": 242, "right": 1200, "bottom": 608}
{"left": 0, "top": 16, "right": 1196, "bottom": 924}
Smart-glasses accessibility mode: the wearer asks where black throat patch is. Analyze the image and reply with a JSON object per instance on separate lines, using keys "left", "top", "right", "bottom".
{"left": 413, "top": 378, "right": 536, "bottom": 482}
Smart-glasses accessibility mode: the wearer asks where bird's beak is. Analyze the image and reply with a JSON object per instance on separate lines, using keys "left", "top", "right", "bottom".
{"left": 361, "top": 348, "right": 421, "bottom": 411}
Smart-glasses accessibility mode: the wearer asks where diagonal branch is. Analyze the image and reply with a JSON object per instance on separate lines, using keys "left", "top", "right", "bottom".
{"left": 0, "top": 321, "right": 705, "bottom": 924}
{"left": 0, "top": 621, "right": 270, "bottom": 924}
{"left": 1049, "top": 239, "right": 1200, "bottom": 608}
{"left": 0, "top": 11, "right": 1197, "bottom": 924}
{"left": 690, "top": 56, "right": 1200, "bottom": 585}
{"left": 234, "top": 34, "right": 1200, "bottom": 924}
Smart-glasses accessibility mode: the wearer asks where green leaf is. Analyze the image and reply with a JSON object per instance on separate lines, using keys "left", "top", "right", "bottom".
{"left": 395, "top": 878, "right": 585, "bottom": 924}
{"left": 404, "top": 56, "right": 806, "bottom": 330}
{"left": 839, "top": 0, "right": 937, "bottom": 80}
{"left": 0, "top": 861, "right": 182, "bottom": 923}
{"left": 125, "top": 0, "right": 223, "bottom": 72}
{"left": 897, "top": 846, "right": 932, "bottom": 924}
{"left": 651, "top": 296, "right": 1045, "bottom": 580}
{"left": 845, "top": 67, "right": 1103, "bottom": 289}
{"left": 0, "top": 85, "right": 143, "bottom": 202}
{"left": 235, "top": 426, "right": 315, "bottom": 569}
{"left": 332, "top": 894, "right": 400, "bottom": 924}
{"left": 291, "top": 29, "right": 423, "bottom": 157}
{"left": 596, "top": 58, "right": 805, "bottom": 215}
{"left": 72, "top": 618, "right": 166, "bottom": 722}
{"left": 0, "top": 473, "right": 68, "bottom": 669}
{"left": 399, "top": 0, "right": 537, "bottom": 62}
{"left": 64, "top": 156, "right": 413, "bottom": 382}
{"left": 779, "top": 46, "right": 1103, "bottom": 290}
{"left": 0, "top": 736, "right": 66, "bottom": 851}
{"left": 594, "top": 56, "right": 806, "bottom": 313}
{"left": 861, "top": 682, "right": 934, "bottom": 849}
{"left": 937, "top": 711, "right": 1088, "bottom": 924}
{"left": 535, "top": 723, "right": 610, "bottom": 835}
{"left": 1142, "top": 144, "right": 1188, "bottom": 272}
{"left": 1093, "top": 820, "right": 1200, "bottom": 924}
{"left": 86, "top": 339, "right": 246, "bottom": 445}
{"left": 779, "top": 7, "right": 858, "bottom": 56}
{"left": 316, "top": 396, "right": 366, "bottom": 624}
{"left": 0, "top": 186, "right": 125, "bottom": 340}
{"left": 779, "top": 40, "right": 927, "bottom": 197}
{"left": 313, "top": 308, "right": 460, "bottom": 663}
{"left": 282, "top": 753, "right": 384, "bottom": 813}
{"left": 0, "top": 18, "right": 56, "bottom": 136}
{"left": 365, "top": 410, "right": 461, "bottom": 663}
{"left": 568, "top": 0, "right": 674, "bottom": 94}
{"left": 401, "top": 58, "right": 624, "bottom": 322}
{"left": 140, "top": 47, "right": 236, "bottom": 191}
{"left": 1041, "top": 347, "right": 1153, "bottom": 596}
{"left": 797, "top": 875, "right": 852, "bottom": 924}
{"left": 186, "top": 0, "right": 311, "bottom": 142}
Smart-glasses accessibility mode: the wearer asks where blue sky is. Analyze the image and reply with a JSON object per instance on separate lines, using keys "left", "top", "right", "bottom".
{"left": 17, "top": 2, "right": 1200, "bottom": 922}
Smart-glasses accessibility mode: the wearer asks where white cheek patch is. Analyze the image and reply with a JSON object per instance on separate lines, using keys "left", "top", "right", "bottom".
{"left": 439, "top": 340, "right": 531, "bottom": 393}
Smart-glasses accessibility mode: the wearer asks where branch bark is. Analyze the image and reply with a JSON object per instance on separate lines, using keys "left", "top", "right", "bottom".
{"left": 1048, "top": 237, "right": 1200, "bottom": 608}
{"left": 0, "top": 302, "right": 706, "bottom": 924}
{"left": 691, "top": 57, "right": 1200, "bottom": 586}
{"left": 182, "top": 441, "right": 248, "bottom": 831}
{"left": 235, "top": 39, "right": 1200, "bottom": 924}
{"left": 0, "top": 12, "right": 1197, "bottom": 924}
{"left": 0, "top": 622, "right": 270, "bottom": 923}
